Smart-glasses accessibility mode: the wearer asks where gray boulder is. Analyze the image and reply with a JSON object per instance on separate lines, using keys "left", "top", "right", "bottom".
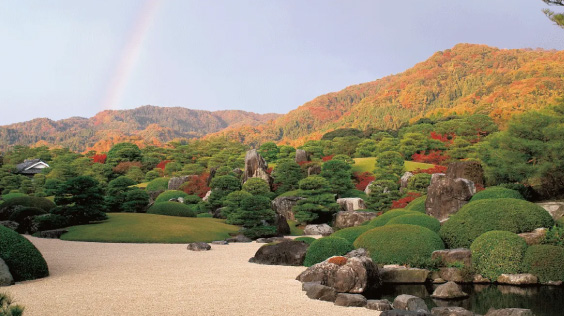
{"left": 301, "top": 281, "right": 321, "bottom": 292}
{"left": 431, "top": 248, "right": 472, "bottom": 267}
{"left": 364, "top": 181, "right": 375, "bottom": 195}
{"left": 334, "top": 293, "right": 367, "bottom": 307}
{"left": 438, "top": 268, "right": 467, "bottom": 283}
{"left": 0, "top": 258, "right": 14, "bottom": 286}
{"left": 336, "top": 198, "right": 367, "bottom": 212}
{"left": 485, "top": 308, "right": 534, "bottom": 316}
{"left": 426, "top": 174, "right": 475, "bottom": 222}
{"left": 381, "top": 311, "right": 431, "bottom": 316}
{"left": 366, "top": 299, "right": 393, "bottom": 311}
{"left": 380, "top": 266, "right": 430, "bottom": 284}
{"left": 401, "top": 172, "right": 414, "bottom": 192}
{"left": 187, "top": 242, "right": 211, "bottom": 251}
{"left": 275, "top": 213, "right": 291, "bottom": 236}
{"left": 431, "top": 281, "right": 469, "bottom": 300}
{"left": 446, "top": 161, "right": 485, "bottom": 188}
{"left": 0, "top": 221, "right": 18, "bottom": 231}
{"left": 250, "top": 241, "right": 308, "bottom": 266}
{"left": 295, "top": 149, "right": 309, "bottom": 164}
{"left": 307, "top": 164, "right": 322, "bottom": 176}
{"left": 211, "top": 240, "right": 228, "bottom": 245}
{"left": 305, "top": 284, "right": 337, "bottom": 302}
{"left": 334, "top": 211, "right": 377, "bottom": 229}
{"left": 202, "top": 190, "right": 212, "bottom": 202}
{"left": 431, "top": 307, "right": 475, "bottom": 316}
{"left": 168, "top": 175, "right": 192, "bottom": 191}
{"left": 232, "top": 168, "right": 243, "bottom": 178}
{"left": 496, "top": 274, "right": 538, "bottom": 285}
{"left": 393, "top": 294, "right": 430, "bottom": 313}
{"left": 473, "top": 274, "right": 490, "bottom": 283}
{"left": 536, "top": 201, "right": 564, "bottom": 221}
{"left": 39, "top": 229, "right": 68, "bottom": 239}
{"left": 518, "top": 228, "right": 547, "bottom": 246}
{"left": 242, "top": 149, "right": 272, "bottom": 186}
{"left": 271, "top": 196, "right": 304, "bottom": 221}
{"left": 303, "top": 224, "right": 333, "bottom": 236}
{"left": 225, "top": 235, "right": 252, "bottom": 243}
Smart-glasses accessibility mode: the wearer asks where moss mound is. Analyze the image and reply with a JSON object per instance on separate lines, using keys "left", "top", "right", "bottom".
{"left": 405, "top": 195, "right": 427, "bottom": 213}
{"left": 330, "top": 226, "right": 372, "bottom": 243}
{"left": 354, "top": 224, "right": 445, "bottom": 265}
{"left": 439, "top": 198, "right": 554, "bottom": 248}
{"left": 0, "top": 196, "right": 56, "bottom": 220}
{"left": 522, "top": 245, "right": 564, "bottom": 283}
{"left": 146, "top": 178, "right": 170, "bottom": 192}
{"left": 470, "top": 186, "right": 524, "bottom": 202}
{"left": 154, "top": 190, "right": 191, "bottom": 203}
{"left": 294, "top": 237, "right": 316, "bottom": 245}
{"left": 303, "top": 237, "right": 354, "bottom": 267}
{"left": 0, "top": 225, "right": 49, "bottom": 281}
{"left": 147, "top": 202, "right": 196, "bottom": 217}
{"left": 367, "top": 209, "right": 417, "bottom": 227}
{"left": 1, "top": 193, "right": 27, "bottom": 202}
{"left": 470, "top": 230, "right": 527, "bottom": 280}
{"left": 387, "top": 213, "right": 441, "bottom": 233}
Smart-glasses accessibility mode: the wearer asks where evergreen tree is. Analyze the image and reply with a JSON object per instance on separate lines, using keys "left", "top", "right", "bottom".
{"left": 272, "top": 159, "right": 304, "bottom": 194}
{"left": 105, "top": 176, "right": 136, "bottom": 213}
{"left": 292, "top": 176, "right": 339, "bottom": 224}
{"left": 208, "top": 175, "right": 241, "bottom": 209}
{"left": 320, "top": 160, "right": 354, "bottom": 197}
{"left": 53, "top": 176, "right": 107, "bottom": 224}
{"left": 122, "top": 189, "right": 150, "bottom": 213}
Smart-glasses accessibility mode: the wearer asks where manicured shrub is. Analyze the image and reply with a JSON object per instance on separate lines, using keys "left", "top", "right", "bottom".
{"left": 440, "top": 198, "right": 554, "bottom": 248}
{"left": 147, "top": 202, "right": 196, "bottom": 217}
{"left": 354, "top": 224, "right": 445, "bottom": 266}
{"left": 330, "top": 226, "right": 372, "bottom": 243}
{"left": 196, "top": 213, "right": 213, "bottom": 218}
{"left": 1, "top": 193, "right": 27, "bottom": 202}
{"left": 0, "top": 196, "right": 56, "bottom": 220}
{"left": 470, "top": 186, "right": 524, "bottom": 202}
{"left": 303, "top": 237, "right": 354, "bottom": 267}
{"left": 9, "top": 207, "right": 47, "bottom": 233}
{"left": 155, "top": 190, "right": 191, "bottom": 203}
{"left": 146, "top": 177, "right": 169, "bottom": 192}
{"left": 294, "top": 237, "right": 316, "bottom": 245}
{"left": 522, "top": 245, "right": 564, "bottom": 283}
{"left": 387, "top": 213, "right": 441, "bottom": 233}
{"left": 0, "top": 225, "right": 49, "bottom": 282}
{"left": 33, "top": 214, "right": 70, "bottom": 231}
{"left": 498, "top": 183, "right": 535, "bottom": 201}
{"left": 367, "top": 209, "right": 417, "bottom": 227}
{"left": 470, "top": 230, "right": 527, "bottom": 280}
{"left": 405, "top": 195, "right": 427, "bottom": 213}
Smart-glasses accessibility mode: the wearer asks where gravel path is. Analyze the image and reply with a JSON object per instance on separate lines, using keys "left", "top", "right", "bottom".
{"left": 5, "top": 237, "right": 380, "bottom": 316}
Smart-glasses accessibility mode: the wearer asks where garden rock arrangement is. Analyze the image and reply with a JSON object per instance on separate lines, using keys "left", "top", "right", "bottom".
{"left": 271, "top": 196, "right": 303, "bottom": 221}
{"left": 366, "top": 299, "right": 393, "bottom": 311}
{"left": 496, "top": 274, "right": 538, "bottom": 285}
{"left": 334, "top": 210, "right": 377, "bottom": 229}
{"left": 400, "top": 172, "right": 414, "bottom": 192}
{"left": 431, "top": 281, "right": 469, "bottom": 300}
{"left": 334, "top": 293, "right": 367, "bottom": 307}
{"left": 295, "top": 149, "right": 309, "bottom": 164}
{"left": 431, "top": 248, "right": 472, "bottom": 267}
{"left": 445, "top": 161, "right": 485, "bottom": 188}
{"left": 167, "top": 175, "right": 192, "bottom": 191}
{"left": 38, "top": 229, "right": 68, "bottom": 239}
{"left": 249, "top": 241, "right": 308, "bottom": 266}
{"left": 186, "top": 242, "right": 211, "bottom": 251}
{"left": 535, "top": 201, "right": 564, "bottom": 220}
{"left": 392, "top": 294, "right": 429, "bottom": 313}
{"left": 242, "top": 149, "right": 272, "bottom": 186}
{"left": 379, "top": 266, "right": 430, "bottom": 284}
{"left": 517, "top": 228, "right": 547, "bottom": 246}
{"left": 336, "top": 198, "right": 366, "bottom": 212}
{"left": 426, "top": 173, "right": 475, "bottom": 222}
{"left": 225, "top": 234, "right": 252, "bottom": 243}
{"left": 303, "top": 224, "right": 333, "bottom": 236}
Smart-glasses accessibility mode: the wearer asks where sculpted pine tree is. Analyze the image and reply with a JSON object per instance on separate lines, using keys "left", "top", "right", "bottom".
{"left": 542, "top": 0, "right": 564, "bottom": 28}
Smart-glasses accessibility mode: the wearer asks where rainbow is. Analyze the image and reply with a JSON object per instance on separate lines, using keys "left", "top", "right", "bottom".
{"left": 101, "top": 0, "right": 163, "bottom": 110}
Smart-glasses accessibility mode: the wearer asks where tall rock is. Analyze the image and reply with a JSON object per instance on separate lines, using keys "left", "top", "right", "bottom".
{"left": 272, "top": 196, "right": 304, "bottom": 221}
{"left": 426, "top": 173, "right": 475, "bottom": 222}
{"left": 295, "top": 149, "right": 309, "bottom": 164}
{"left": 446, "top": 161, "right": 485, "bottom": 187}
{"left": 242, "top": 149, "right": 272, "bottom": 186}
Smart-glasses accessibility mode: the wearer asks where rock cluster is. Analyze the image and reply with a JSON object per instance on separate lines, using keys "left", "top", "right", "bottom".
{"left": 334, "top": 210, "right": 377, "bottom": 229}
{"left": 249, "top": 241, "right": 308, "bottom": 266}
{"left": 426, "top": 173, "right": 475, "bottom": 222}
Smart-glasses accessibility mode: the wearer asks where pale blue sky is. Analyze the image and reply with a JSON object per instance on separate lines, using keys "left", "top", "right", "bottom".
{"left": 0, "top": 0, "right": 563, "bottom": 125}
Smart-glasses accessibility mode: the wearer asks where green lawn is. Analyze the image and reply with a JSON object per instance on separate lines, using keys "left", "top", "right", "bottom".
{"left": 352, "top": 158, "right": 434, "bottom": 173}
{"left": 61, "top": 213, "right": 239, "bottom": 243}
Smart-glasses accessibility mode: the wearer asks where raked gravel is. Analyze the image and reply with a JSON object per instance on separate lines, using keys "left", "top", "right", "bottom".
{"left": 4, "top": 237, "right": 380, "bottom": 316}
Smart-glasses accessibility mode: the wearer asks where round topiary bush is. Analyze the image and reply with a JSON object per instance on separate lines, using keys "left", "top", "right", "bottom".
{"left": 0, "top": 196, "right": 56, "bottom": 220}
{"left": 303, "top": 237, "right": 354, "bottom": 267}
{"left": 522, "top": 244, "right": 564, "bottom": 283}
{"left": 470, "top": 230, "right": 527, "bottom": 280}
{"left": 154, "top": 190, "right": 191, "bottom": 203}
{"left": 367, "top": 209, "right": 417, "bottom": 227}
{"left": 146, "top": 177, "right": 170, "bottom": 192}
{"left": 0, "top": 225, "right": 49, "bottom": 281}
{"left": 294, "top": 237, "right": 316, "bottom": 245}
{"left": 330, "top": 226, "right": 372, "bottom": 243}
{"left": 1, "top": 192, "right": 27, "bottom": 202}
{"left": 405, "top": 195, "right": 427, "bottom": 213}
{"left": 439, "top": 198, "right": 554, "bottom": 248}
{"left": 470, "top": 186, "right": 524, "bottom": 202}
{"left": 354, "top": 224, "right": 445, "bottom": 266}
{"left": 387, "top": 213, "right": 441, "bottom": 233}
{"left": 147, "top": 202, "right": 196, "bottom": 217}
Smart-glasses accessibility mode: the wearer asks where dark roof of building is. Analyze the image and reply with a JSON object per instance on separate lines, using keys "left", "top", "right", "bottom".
{"left": 15, "top": 159, "right": 49, "bottom": 175}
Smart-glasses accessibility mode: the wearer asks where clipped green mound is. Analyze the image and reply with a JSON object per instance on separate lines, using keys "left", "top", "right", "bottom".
{"left": 147, "top": 202, "right": 196, "bottom": 217}
{"left": 330, "top": 226, "right": 372, "bottom": 243}
{"left": 405, "top": 195, "right": 427, "bottom": 213}
{"left": 0, "top": 196, "right": 56, "bottom": 220}
{"left": 155, "top": 190, "right": 191, "bottom": 203}
{"left": 294, "top": 237, "right": 316, "bottom": 245}
{"left": 470, "top": 186, "right": 524, "bottom": 202}
{"left": 367, "top": 209, "right": 417, "bottom": 227}
{"left": 387, "top": 213, "right": 441, "bottom": 233}
{"left": 1, "top": 192, "right": 27, "bottom": 202}
{"left": 470, "top": 230, "right": 527, "bottom": 280}
{"left": 440, "top": 198, "right": 554, "bottom": 248}
{"left": 146, "top": 177, "right": 170, "bottom": 192}
{"left": 303, "top": 237, "right": 354, "bottom": 267}
{"left": 0, "top": 225, "right": 49, "bottom": 281}
{"left": 522, "top": 245, "right": 564, "bottom": 283}
{"left": 354, "top": 224, "right": 445, "bottom": 266}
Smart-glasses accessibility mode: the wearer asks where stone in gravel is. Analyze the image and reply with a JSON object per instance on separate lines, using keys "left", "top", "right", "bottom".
{"left": 334, "top": 293, "right": 367, "bottom": 307}
{"left": 431, "top": 306, "right": 474, "bottom": 316}
{"left": 225, "top": 235, "right": 252, "bottom": 243}
{"left": 250, "top": 241, "right": 308, "bottom": 266}
{"left": 303, "top": 224, "right": 333, "bottom": 236}
{"left": 0, "top": 258, "right": 14, "bottom": 286}
{"left": 211, "top": 240, "right": 228, "bottom": 245}
{"left": 496, "top": 274, "right": 538, "bottom": 285}
{"left": 187, "top": 242, "right": 211, "bottom": 251}
{"left": 301, "top": 281, "right": 321, "bottom": 292}
{"left": 39, "top": 229, "right": 68, "bottom": 239}
{"left": 431, "top": 248, "right": 472, "bottom": 267}
{"left": 431, "top": 281, "right": 469, "bottom": 300}
{"left": 305, "top": 284, "right": 337, "bottom": 302}
{"left": 381, "top": 310, "right": 431, "bottom": 316}
{"left": 393, "top": 294, "right": 430, "bottom": 312}
{"left": 485, "top": 308, "right": 534, "bottom": 316}
{"left": 366, "top": 299, "right": 392, "bottom": 311}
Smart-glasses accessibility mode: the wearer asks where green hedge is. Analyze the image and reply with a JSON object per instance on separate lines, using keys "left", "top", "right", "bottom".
{"left": 439, "top": 198, "right": 554, "bottom": 248}
{"left": 367, "top": 209, "right": 417, "bottom": 227}
{"left": 387, "top": 213, "right": 441, "bottom": 233}
{"left": 0, "top": 196, "right": 56, "bottom": 220}
{"left": 470, "top": 230, "right": 527, "bottom": 280}
{"left": 330, "top": 226, "right": 372, "bottom": 243}
{"left": 522, "top": 245, "right": 564, "bottom": 283}
{"left": 470, "top": 186, "right": 524, "bottom": 202}
{"left": 147, "top": 202, "right": 196, "bottom": 217}
{"left": 9, "top": 207, "right": 48, "bottom": 233}
{"left": 0, "top": 225, "right": 49, "bottom": 281}
{"left": 405, "top": 195, "right": 427, "bottom": 213}
{"left": 303, "top": 237, "right": 354, "bottom": 267}
{"left": 155, "top": 190, "right": 190, "bottom": 203}
{"left": 33, "top": 214, "right": 70, "bottom": 231}
{"left": 146, "top": 178, "right": 170, "bottom": 192}
{"left": 294, "top": 237, "right": 316, "bottom": 245}
{"left": 354, "top": 224, "right": 444, "bottom": 266}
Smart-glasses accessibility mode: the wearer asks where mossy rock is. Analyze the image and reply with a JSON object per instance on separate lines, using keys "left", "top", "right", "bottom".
{"left": 366, "top": 209, "right": 417, "bottom": 227}
{"left": 522, "top": 244, "right": 564, "bottom": 283}
{"left": 330, "top": 226, "right": 372, "bottom": 243}
{"left": 354, "top": 224, "right": 445, "bottom": 266}
{"left": 470, "top": 186, "right": 524, "bottom": 202}
{"left": 147, "top": 202, "right": 196, "bottom": 217}
{"left": 387, "top": 213, "right": 441, "bottom": 233}
{"left": 470, "top": 230, "right": 527, "bottom": 280}
{"left": 303, "top": 237, "right": 354, "bottom": 267}
{"left": 405, "top": 195, "right": 427, "bottom": 213}
{"left": 0, "top": 225, "right": 49, "bottom": 282}
{"left": 439, "top": 198, "right": 554, "bottom": 248}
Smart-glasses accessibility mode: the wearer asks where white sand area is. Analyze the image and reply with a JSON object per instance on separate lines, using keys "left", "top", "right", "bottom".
{"left": 4, "top": 237, "right": 380, "bottom": 316}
